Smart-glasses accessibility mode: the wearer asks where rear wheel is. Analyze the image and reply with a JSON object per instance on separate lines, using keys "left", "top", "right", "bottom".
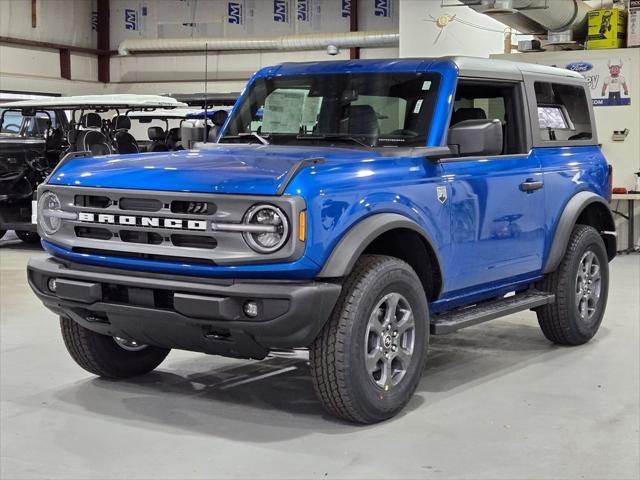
{"left": 15, "top": 230, "right": 40, "bottom": 244}
{"left": 536, "top": 224, "right": 609, "bottom": 345}
{"left": 310, "top": 255, "right": 429, "bottom": 424}
{"left": 60, "top": 317, "right": 171, "bottom": 378}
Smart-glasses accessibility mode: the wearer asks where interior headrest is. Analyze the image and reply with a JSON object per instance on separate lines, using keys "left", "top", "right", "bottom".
{"left": 80, "top": 112, "right": 102, "bottom": 129}
{"left": 168, "top": 127, "right": 181, "bottom": 140}
{"left": 211, "top": 109, "right": 229, "bottom": 126}
{"left": 148, "top": 126, "right": 165, "bottom": 141}
{"left": 451, "top": 108, "right": 487, "bottom": 125}
{"left": 113, "top": 115, "right": 131, "bottom": 130}
{"left": 67, "top": 129, "right": 78, "bottom": 144}
{"left": 36, "top": 117, "right": 51, "bottom": 130}
{"left": 348, "top": 105, "right": 379, "bottom": 136}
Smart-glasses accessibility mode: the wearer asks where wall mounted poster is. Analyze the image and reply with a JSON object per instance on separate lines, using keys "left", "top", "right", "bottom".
{"left": 562, "top": 57, "right": 632, "bottom": 107}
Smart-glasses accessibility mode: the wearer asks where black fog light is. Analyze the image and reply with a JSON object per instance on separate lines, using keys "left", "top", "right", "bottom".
{"left": 243, "top": 300, "right": 259, "bottom": 318}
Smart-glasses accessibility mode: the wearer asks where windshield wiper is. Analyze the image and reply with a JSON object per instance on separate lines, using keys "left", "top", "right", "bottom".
{"left": 221, "top": 132, "right": 270, "bottom": 145}
{"left": 296, "top": 134, "right": 372, "bottom": 148}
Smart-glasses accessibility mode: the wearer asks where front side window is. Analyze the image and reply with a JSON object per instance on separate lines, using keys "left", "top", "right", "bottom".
{"left": 222, "top": 72, "right": 440, "bottom": 147}
{"left": 534, "top": 82, "right": 592, "bottom": 142}
{"left": 450, "top": 81, "right": 527, "bottom": 155}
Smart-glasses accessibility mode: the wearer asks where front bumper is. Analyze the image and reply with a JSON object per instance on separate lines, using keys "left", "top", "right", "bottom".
{"left": 28, "top": 255, "right": 342, "bottom": 359}
{"left": 0, "top": 201, "right": 37, "bottom": 232}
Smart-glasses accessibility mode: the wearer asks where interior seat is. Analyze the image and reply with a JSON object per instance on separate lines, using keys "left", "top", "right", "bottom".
{"left": 75, "top": 113, "right": 111, "bottom": 156}
{"left": 112, "top": 115, "right": 139, "bottom": 154}
{"left": 166, "top": 127, "right": 183, "bottom": 150}
{"left": 207, "top": 110, "right": 229, "bottom": 142}
{"left": 348, "top": 105, "right": 380, "bottom": 137}
{"left": 148, "top": 126, "right": 169, "bottom": 152}
{"left": 451, "top": 107, "right": 487, "bottom": 125}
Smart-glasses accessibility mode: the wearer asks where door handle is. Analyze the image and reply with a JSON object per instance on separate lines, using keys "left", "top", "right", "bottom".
{"left": 520, "top": 179, "right": 544, "bottom": 193}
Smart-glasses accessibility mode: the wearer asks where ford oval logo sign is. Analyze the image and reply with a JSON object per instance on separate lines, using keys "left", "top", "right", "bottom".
{"left": 566, "top": 62, "right": 593, "bottom": 73}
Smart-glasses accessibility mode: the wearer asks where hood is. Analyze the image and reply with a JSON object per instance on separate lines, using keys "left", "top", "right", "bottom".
{"left": 0, "top": 133, "right": 45, "bottom": 146}
{"left": 0, "top": 135, "right": 45, "bottom": 155}
{"left": 47, "top": 144, "right": 385, "bottom": 195}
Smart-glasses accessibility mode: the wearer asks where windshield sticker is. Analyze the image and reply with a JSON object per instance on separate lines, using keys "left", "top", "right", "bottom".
{"left": 422, "top": 80, "right": 432, "bottom": 91}
{"left": 413, "top": 99, "right": 424, "bottom": 114}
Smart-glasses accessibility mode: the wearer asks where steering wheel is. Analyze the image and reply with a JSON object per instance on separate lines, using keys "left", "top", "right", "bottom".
{"left": 3, "top": 124, "right": 20, "bottom": 133}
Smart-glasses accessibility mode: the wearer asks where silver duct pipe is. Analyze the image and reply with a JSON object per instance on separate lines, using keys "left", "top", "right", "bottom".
{"left": 118, "top": 30, "right": 399, "bottom": 56}
{"left": 458, "top": 0, "right": 592, "bottom": 37}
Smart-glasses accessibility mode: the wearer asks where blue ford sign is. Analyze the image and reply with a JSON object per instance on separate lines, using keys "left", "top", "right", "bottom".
{"left": 566, "top": 62, "right": 593, "bottom": 73}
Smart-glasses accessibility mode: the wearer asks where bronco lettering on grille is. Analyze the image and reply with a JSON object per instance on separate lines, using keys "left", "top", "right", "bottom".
{"left": 78, "top": 212, "right": 208, "bottom": 231}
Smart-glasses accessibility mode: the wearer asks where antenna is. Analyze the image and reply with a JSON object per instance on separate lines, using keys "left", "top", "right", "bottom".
{"left": 203, "top": 41, "right": 208, "bottom": 143}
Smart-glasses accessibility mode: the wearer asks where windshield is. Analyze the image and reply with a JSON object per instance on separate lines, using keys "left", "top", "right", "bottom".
{"left": 221, "top": 72, "right": 440, "bottom": 147}
{"left": 0, "top": 110, "right": 24, "bottom": 134}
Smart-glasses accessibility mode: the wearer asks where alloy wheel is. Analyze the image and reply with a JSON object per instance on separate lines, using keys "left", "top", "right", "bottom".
{"left": 364, "top": 292, "right": 416, "bottom": 389}
{"left": 575, "top": 250, "right": 602, "bottom": 323}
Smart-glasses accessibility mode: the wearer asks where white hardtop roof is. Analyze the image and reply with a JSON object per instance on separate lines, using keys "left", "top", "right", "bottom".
{"left": 0, "top": 94, "right": 188, "bottom": 109}
{"left": 448, "top": 56, "right": 585, "bottom": 81}
{"left": 127, "top": 108, "right": 203, "bottom": 119}
{"left": 127, "top": 106, "right": 231, "bottom": 119}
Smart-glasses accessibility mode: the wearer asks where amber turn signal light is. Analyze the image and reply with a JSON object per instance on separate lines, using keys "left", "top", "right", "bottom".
{"left": 299, "top": 210, "right": 307, "bottom": 242}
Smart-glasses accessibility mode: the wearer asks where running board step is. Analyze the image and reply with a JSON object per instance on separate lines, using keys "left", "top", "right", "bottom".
{"left": 430, "top": 290, "right": 555, "bottom": 335}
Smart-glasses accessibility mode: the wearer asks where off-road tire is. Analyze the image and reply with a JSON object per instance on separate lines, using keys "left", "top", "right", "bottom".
{"left": 310, "top": 255, "right": 429, "bottom": 424}
{"left": 536, "top": 224, "right": 609, "bottom": 346}
{"left": 15, "top": 230, "right": 40, "bottom": 244}
{"left": 60, "top": 317, "right": 171, "bottom": 378}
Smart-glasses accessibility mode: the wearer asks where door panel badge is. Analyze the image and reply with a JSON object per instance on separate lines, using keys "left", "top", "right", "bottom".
{"left": 436, "top": 185, "right": 447, "bottom": 204}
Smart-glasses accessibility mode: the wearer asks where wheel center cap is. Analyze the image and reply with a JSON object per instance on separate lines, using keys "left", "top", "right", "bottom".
{"left": 383, "top": 335, "right": 392, "bottom": 349}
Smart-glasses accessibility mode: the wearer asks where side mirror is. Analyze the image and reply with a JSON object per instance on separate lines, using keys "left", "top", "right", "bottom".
{"left": 447, "top": 119, "right": 503, "bottom": 157}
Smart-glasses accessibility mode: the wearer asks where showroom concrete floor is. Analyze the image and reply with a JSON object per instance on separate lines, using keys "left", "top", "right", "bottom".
{"left": 1, "top": 231, "right": 638, "bottom": 480}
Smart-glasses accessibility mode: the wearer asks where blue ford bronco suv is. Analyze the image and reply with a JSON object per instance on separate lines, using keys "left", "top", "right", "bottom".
{"left": 28, "top": 57, "right": 616, "bottom": 423}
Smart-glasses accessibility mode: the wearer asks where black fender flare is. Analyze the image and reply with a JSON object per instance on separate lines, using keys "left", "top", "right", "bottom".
{"left": 543, "top": 191, "right": 616, "bottom": 274}
{"left": 317, "top": 213, "right": 442, "bottom": 285}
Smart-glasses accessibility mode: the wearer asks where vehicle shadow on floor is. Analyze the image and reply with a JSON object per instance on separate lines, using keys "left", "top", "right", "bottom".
{"left": 51, "top": 315, "right": 597, "bottom": 441}
{"left": 0, "top": 232, "right": 42, "bottom": 250}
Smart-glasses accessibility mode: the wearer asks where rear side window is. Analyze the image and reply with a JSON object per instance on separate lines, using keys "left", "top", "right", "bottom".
{"left": 533, "top": 82, "right": 592, "bottom": 142}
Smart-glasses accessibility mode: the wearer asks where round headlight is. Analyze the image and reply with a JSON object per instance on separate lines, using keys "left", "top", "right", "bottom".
{"left": 242, "top": 204, "right": 289, "bottom": 253}
{"left": 38, "top": 191, "right": 62, "bottom": 235}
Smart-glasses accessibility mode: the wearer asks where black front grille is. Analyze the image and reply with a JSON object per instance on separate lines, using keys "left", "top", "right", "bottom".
{"left": 75, "top": 195, "right": 111, "bottom": 208}
{"left": 120, "top": 230, "right": 163, "bottom": 245}
{"left": 171, "top": 200, "right": 216, "bottom": 215}
{"left": 119, "top": 197, "right": 163, "bottom": 212}
{"left": 75, "top": 226, "right": 112, "bottom": 240}
{"left": 170, "top": 234, "right": 217, "bottom": 249}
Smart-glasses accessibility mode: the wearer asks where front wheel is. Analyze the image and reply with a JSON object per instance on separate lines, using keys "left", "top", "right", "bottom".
{"left": 15, "top": 230, "right": 40, "bottom": 244}
{"left": 60, "top": 317, "right": 171, "bottom": 378}
{"left": 310, "top": 255, "right": 429, "bottom": 424}
{"left": 536, "top": 224, "right": 609, "bottom": 346}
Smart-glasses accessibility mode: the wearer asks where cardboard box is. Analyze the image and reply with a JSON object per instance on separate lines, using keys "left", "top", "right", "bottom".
{"left": 587, "top": 8, "right": 626, "bottom": 49}
{"left": 629, "top": 0, "right": 640, "bottom": 48}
